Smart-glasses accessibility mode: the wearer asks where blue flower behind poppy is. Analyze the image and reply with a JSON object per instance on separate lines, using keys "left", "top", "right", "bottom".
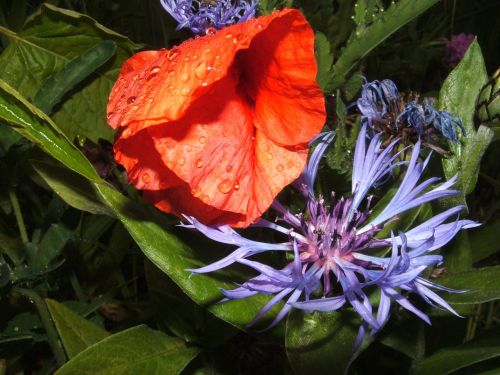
{"left": 160, "top": 0, "right": 258, "bottom": 35}
{"left": 357, "top": 79, "right": 465, "bottom": 144}
{"left": 182, "top": 125, "right": 478, "bottom": 349}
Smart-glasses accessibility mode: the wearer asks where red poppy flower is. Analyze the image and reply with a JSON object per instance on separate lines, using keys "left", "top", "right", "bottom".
{"left": 107, "top": 9, "right": 326, "bottom": 227}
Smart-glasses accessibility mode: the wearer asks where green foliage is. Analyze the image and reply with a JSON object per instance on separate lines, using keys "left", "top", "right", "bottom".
{"left": 330, "top": 0, "right": 440, "bottom": 91}
{"left": 0, "top": 4, "right": 141, "bottom": 143}
{"left": 45, "top": 299, "right": 109, "bottom": 359}
{"left": 285, "top": 310, "right": 359, "bottom": 375}
{"left": 55, "top": 325, "right": 199, "bottom": 375}
{"left": 439, "top": 41, "right": 494, "bottom": 208}
{"left": 415, "top": 335, "right": 500, "bottom": 375}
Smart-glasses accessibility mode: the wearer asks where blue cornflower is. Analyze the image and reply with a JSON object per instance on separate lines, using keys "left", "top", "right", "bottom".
{"left": 182, "top": 125, "right": 478, "bottom": 347}
{"left": 160, "top": 0, "right": 258, "bottom": 35}
{"left": 356, "top": 79, "right": 465, "bottom": 144}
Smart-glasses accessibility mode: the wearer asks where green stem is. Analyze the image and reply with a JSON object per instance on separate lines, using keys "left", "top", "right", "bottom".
{"left": 8, "top": 189, "right": 29, "bottom": 244}
{"left": 13, "top": 288, "right": 67, "bottom": 367}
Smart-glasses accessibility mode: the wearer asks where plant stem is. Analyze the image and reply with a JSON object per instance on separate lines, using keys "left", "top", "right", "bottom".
{"left": 8, "top": 189, "right": 29, "bottom": 244}
{"left": 13, "top": 288, "right": 67, "bottom": 367}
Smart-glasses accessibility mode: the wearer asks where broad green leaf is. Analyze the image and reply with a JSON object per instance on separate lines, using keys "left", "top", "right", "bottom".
{"left": 94, "top": 183, "right": 276, "bottom": 329}
{"left": 330, "top": 0, "right": 440, "bottom": 90}
{"left": 0, "top": 123, "right": 22, "bottom": 156}
{"left": 416, "top": 337, "right": 500, "bottom": 375}
{"left": 55, "top": 325, "right": 199, "bottom": 375}
{"left": 31, "top": 159, "right": 114, "bottom": 216}
{"left": 439, "top": 41, "right": 492, "bottom": 207}
{"left": 45, "top": 299, "right": 109, "bottom": 359}
{"left": 470, "top": 218, "right": 500, "bottom": 263}
{"left": 33, "top": 41, "right": 117, "bottom": 114}
{"left": 0, "top": 79, "right": 100, "bottom": 181}
{"left": 438, "top": 266, "right": 500, "bottom": 304}
{"left": 145, "top": 260, "right": 237, "bottom": 347}
{"left": 444, "top": 231, "right": 472, "bottom": 274}
{"left": 315, "top": 32, "right": 334, "bottom": 90}
{"left": 0, "top": 4, "right": 141, "bottom": 142}
{"left": 285, "top": 310, "right": 359, "bottom": 375}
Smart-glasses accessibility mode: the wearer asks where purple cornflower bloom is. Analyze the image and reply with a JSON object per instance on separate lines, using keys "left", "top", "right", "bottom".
{"left": 356, "top": 79, "right": 465, "bottom": 144}
{"left": 160, "top": 0, "right": 258, "bottom": 35}
{"left": 182, "top": 125, "right": 479, "bottom": 348}
{"left": 444, "top": 33, "right": 475, "bottom": 66}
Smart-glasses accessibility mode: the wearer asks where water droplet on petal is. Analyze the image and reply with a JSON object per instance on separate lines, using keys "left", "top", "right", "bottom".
{"left": 181, "top": 87, "right": 190, "bottom": 96}
{"left": 196, "top": 159, "right": 203, "bottom": 168}
{"left": 180, "top": 72, "right": 189, "bottom": 83}
{"left": 266, "top": 153, "right": 273, "bottom": 160}
{"left": 201, "top": 194, "right": 210, "bottom": 203}
{"left": 141, "top": 173, "right": 151, "bottom": 184}
{"left": 178, "top": 157, "right": 186, "bottom": 166}
{"left": 127, "top": 96, "right": 136, "bottom": 104}
{"left": 147, "top": 66, "right": 161, "bottom": 80}
{"left": 218, "top": 179, "right": 233, "bottom": 194}
{"left": 225, "top": 32, "right": 233, "bottom": 39}
{"left": 167, "top": 48, "right": 180, "bottom": 60}
{"left": 191, "top": 186, "right": 202, "bottom": 197}
{"left": 199, "top": 136, "right": 206, "bottom": 144}
{"left": 195, "top": 61, "right": 208, "bottom": 80}
{"left": 206, "top": 27, "right": 217, "bottom": 35}
{"left": 276, "top": 164, "right": 284, "bottom": 172}
{"left": 256, "top": 23, "right": 264, "bottom": 29}
{"left": 234, "top": 181, "right": 240, "bottom": 190}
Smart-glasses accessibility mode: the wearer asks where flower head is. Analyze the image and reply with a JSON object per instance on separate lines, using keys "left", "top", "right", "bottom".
{"left": 444, "top": 33, "right": 475, "bottom": 66}
{"left": 107, "top": 9, "right": 325, "bottom": 227}
{"left": 160, "top": 0, "right": 258, "bottom": 35}
{"left": 356, "top": 79, "right": 465, "bottom": 146}
{"left": 184, "top": 125, "right": 479, "bottom": 347}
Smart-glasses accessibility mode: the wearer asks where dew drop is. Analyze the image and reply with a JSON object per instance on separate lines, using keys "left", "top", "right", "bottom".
{"left": 199, "top": 136, "right": 206, "bottom": 144}
{"left": 178, "top": 157, "right": 186, "bottom": 166}
{"left": 127, "top": 96, "right": 136, "bottom": 104}
{"left": 234, "top": 181, "right": 240, "bottom": 190}
{"left": 218, "top": 179, "right": 233, "bottom": 194}
{"left": 180, "top": 72, "right": 189, "bottom": 83}
{"left": 181, "top": 87, "right": 190, "bottom": 96}
{"left": 195, "top": 61, "right": 208, "bottom": 80}
{"left": 141, "top": 173, "right": 151, "bottom": 184}
{"left": 196, "top": 159, "right": 203, "bottom": 168}
{"left": 225, "top": 32, "right": 233, "bottom": 39}
{"left": 256, "top": 23, "right": 264, "bottom": 29}
{"left": 186, "top": 146, "right": 192, "bottom": 152}
{"left": 167, "top": 48, "right": 180, "bottom": 60}
{"left": 191, "top": 186, "right": 202, "bottom": 197}
{"left": 266, "top": 153, "right": 273, "bottom": 160}
{"left": 201, "top": 194, "right": 210, "bottom": 203}
{"left": 147, "top": 66, "right": 161, "bottom": 80}
{"left": 276, "top": 164, "right": 284, "bottom": 172}
{"left": 206, "top": 27, "right": 217, "bottom": 35}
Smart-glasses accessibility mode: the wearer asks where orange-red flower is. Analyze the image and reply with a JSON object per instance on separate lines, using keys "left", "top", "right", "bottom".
{"left": 107, "top": 9, "right": 326, "bottom": 227}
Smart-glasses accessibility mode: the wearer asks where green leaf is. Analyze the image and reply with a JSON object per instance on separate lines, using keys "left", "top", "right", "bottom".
{"left": 29, "top": 223, "right": 72, "bottom": 272}
{"left": 285, "top": 310, "right": 359, "bottom": 375}
{"left": 45, "top": 299, "right": 109, "bottom": 359}
{"left": 0, "top": 4, "right": 141, "bottom": 142}
{"left": 330, "top": 0, "right": 439, "bottom": 90}
{"left": 0, "top": 79, "right": 100, "bottom": 181}
{"left": 439, "top": 41, "right": 492, "bottom": 207}
{"left": 315, "top": 32, "right": 334, "bottom": 90}
{"left": 416, "top": 336, "right": 500, "bottom": 375}
{"left": 33, "top": 41, "right": 117, "bottom": 115}
{"left": 55, "top": 325, "right": 199, "bottom": 375}
{"left": 94, "top": 183, "right": 276, "bottom": 329}
{"left": 438, "top": 266, "right": 500, "bottom": 305}
{"left": 31, "top": 159, "right": 114, "bottom": 216}
{"left": 470, "top": 218, "right": 500, "bottom": 263}
{"left": 444, "top": 231, "right": 472, "bottom": 274}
